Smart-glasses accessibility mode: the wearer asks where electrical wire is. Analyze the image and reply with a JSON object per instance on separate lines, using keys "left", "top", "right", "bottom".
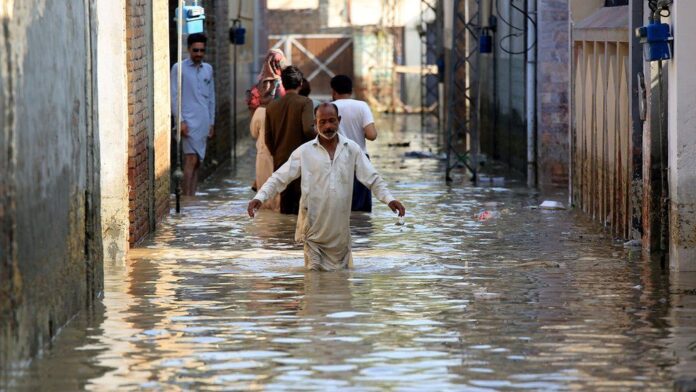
{"left": 495, "top": 0, "right": 536, "bottom": 55}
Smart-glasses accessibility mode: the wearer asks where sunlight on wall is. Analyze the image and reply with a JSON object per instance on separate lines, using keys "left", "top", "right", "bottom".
{"left": 268, "top": 0, "right": 319, "bottom": 10}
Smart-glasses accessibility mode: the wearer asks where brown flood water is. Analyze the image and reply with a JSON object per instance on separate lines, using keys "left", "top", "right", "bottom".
{"left": 2, "top": 115, "right": 696, "bottom": 391}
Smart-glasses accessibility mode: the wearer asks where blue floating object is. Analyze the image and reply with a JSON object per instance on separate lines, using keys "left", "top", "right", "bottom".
{"left": 635, "top": 20, "right": 672, "bottom": 62}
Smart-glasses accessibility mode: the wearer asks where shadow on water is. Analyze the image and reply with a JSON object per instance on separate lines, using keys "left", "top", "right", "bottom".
{"left": 2, "top": 114, "right": 696, "bottom": 391}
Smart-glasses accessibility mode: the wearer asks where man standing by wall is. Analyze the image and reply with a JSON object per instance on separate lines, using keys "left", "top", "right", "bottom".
{"left": 170, "top": 33, "right": 215, "bottom": 196}
{"left": 330, "top": 75, "right": 378, "bottom": 212}
{"left": 265, "top": 65, "right": 316, "bottom": 214}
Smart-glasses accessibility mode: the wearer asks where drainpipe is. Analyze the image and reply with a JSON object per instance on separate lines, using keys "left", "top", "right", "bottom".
{"left": 526, "top": 0, "right": 537, "bottom": 187}
{"left": 481, "top": 0, "right": 492, "bottom": 28}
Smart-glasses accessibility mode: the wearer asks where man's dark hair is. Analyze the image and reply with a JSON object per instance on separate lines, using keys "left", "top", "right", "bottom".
{"left": 330, "top": 75, "right": 353, "bottom": 95}
{"left": 299, "top": 78, "right": 311, "bottom": 97}
{"left": 281, "top": 65, "right": 304, "bottom": 90}
{"left": 187, "top": 33, "right": 207, "bottom": 48}
{"left": 314, "top": 102, "right": 339, "bottom": 117}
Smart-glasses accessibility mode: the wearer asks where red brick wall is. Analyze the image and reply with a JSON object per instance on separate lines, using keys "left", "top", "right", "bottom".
{"left": 127, "top": 0, "right": 152, "bottom": 245}
{"left": 267, "top": 9, "right": 322, "bottom": 35}
{"left": 127, "top": 0, "right": 171, "bottom": 245}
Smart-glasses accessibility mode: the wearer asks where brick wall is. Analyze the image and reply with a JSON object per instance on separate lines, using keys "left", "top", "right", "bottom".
{"left": 127, "top": 0, "right": 152, "bottom": 244}
{"left": 536, "top": 0, "right": 571, "bottom": 187}
{"left": 202, "top": 0, "right": 231, "bottom": 174}
{"left": 127, "top": 0, "right": 171, "bottom": 245}
{"left": 267, "top": 8, "right": 322, "bottom": 35}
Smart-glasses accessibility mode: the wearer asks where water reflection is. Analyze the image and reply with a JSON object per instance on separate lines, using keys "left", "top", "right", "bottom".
{"left": 2, "top": 115, "right": 695, "bottom": 390}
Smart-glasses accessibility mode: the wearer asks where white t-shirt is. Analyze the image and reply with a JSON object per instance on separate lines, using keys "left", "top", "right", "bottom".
{"left": 333, "top": 98, "right": 374, "bottom": 154}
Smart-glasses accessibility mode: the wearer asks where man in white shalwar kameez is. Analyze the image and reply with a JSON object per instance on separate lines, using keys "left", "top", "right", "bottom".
{"left": 248, "top": 103, "right": 406, "bottom": 271}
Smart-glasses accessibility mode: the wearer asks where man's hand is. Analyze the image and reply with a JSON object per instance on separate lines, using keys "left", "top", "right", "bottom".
{"left": 180, "top": 121, "right": 189, "bottom": 137}
{"left": 388, "top": 200, "right": 406, "bottom": 217}
{"left": 247, "top": 199, "right": 262, "bottom": 217}
{"left": 208, "top": 125, "right": 215, "bottom": 139}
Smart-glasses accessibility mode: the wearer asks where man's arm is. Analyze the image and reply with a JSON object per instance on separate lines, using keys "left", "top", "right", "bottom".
{"left": 362, "top": 102, "right": 377, "bottom": 141}
{"left": 170, "top": 64, "right": 178, "bottom": 117}
{"left": 248, "top": 149, "right": 302, "bottom": 217}
{"left": 301, "top": 99, "right": 316, "bottom": 139}
{"left": 364, "top": 123, "right": 377, "bottom": 141}
{"left": 171, "top": 63, "right": 189, "bottom": 136}
{"left": 208, "top": 67, "right": 216, "bottom": 126}
{"left": 355, "top": 152, "right": 405, "bottom": 216}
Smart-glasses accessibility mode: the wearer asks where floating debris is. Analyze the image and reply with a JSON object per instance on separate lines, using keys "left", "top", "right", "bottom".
{"left": 539, "top": 200, "right": 566, "bottom": 210}
{"left": 623, "top": 239, "right": 642, "bottom": 249}
{"left": 404, "top": 150, "right": 446, "bottom": 160}
{"left": 476, "top": 210, "right": 500, "bottom": 222}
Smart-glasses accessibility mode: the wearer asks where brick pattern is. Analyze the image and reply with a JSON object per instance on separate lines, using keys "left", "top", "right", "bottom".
{"left": 267, "top": 8, "right": 322, "bottom": 35}
{"left": 127, "top": 0, "right": 152, "bottom": 245}
{"left": 201, "top": 0, "right": 232, "bottom": 174}
{"left": 536, "top": 0, "right": 570, "bottom": 187}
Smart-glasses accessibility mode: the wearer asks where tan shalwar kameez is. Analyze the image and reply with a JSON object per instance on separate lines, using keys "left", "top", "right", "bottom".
{"left": 254, "top": 135, "right": 395, "bottom": 270}
{"left": 250, "top": 107, "right": 279, "bottom": 211}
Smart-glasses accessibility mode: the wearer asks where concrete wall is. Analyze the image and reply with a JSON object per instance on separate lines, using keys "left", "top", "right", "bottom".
{"left": 153, "top": 1, "right": 171, "bottom": 223}
{"left": 98, "top": 1, "right": 129, "bottom": 263}
{"left": 667, "top": 0, "right": 696, "bottom": 271}
{"left": 0, "top": 0, "right": 103, "bottom": 363}
{"left": 536, "top": 0, "right": 571, "bottom": 187}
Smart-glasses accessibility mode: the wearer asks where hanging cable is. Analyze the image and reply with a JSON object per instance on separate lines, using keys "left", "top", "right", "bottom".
{"left": 495, "top": 0, "right": 536, "bottom": 55}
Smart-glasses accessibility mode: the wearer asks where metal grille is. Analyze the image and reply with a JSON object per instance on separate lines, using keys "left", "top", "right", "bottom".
{"left": 420, "top": 0, "right": 440, "bottom": 133}
{"left": 446, "top": 0, "right": 480, "bottom": 182}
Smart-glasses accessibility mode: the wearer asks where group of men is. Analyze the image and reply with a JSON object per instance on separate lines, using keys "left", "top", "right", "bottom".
{"left": 172, "top": 33, "right": 405, "bottom": 271}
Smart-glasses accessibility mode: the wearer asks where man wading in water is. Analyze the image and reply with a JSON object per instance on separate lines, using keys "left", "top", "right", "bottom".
{"left": 248, "top": 103, "right": 406, "bottom": 271}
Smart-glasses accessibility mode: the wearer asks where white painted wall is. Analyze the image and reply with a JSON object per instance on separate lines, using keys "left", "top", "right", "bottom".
{"left": 97, "top": 0, "right": 129, "bottom": 263}
{"left": 668, "top": 0, "right": 696, "bottom": 271}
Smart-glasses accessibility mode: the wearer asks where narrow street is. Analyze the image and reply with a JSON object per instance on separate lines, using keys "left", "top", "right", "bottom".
{"left": 4, "top": 116, "right": 695, "bottom": 390}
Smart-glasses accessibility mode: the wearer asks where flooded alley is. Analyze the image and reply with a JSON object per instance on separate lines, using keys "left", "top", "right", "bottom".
{"left": 3, "top": 116, "right": 695, "bottom": 391}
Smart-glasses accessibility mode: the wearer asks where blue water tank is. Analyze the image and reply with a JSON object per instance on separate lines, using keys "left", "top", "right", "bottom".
{"left": 635, "top": 20, "right": 672, "bottom": 62}
{"left": 175, "top": 4, "right": 206, "bottom": 35}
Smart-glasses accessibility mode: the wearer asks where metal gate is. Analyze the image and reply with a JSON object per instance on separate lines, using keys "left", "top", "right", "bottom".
{"left": 269, "top": 34, "right": 354, "bottom": 100}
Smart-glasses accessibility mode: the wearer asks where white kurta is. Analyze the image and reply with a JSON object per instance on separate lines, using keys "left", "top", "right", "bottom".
{"left": 254, "top": 135, "right": 395, "bottom": 270}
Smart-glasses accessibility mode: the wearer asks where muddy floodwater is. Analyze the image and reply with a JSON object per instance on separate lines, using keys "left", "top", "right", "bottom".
{"left": 3, "top": 115, "right": 696, "bottom": 391}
